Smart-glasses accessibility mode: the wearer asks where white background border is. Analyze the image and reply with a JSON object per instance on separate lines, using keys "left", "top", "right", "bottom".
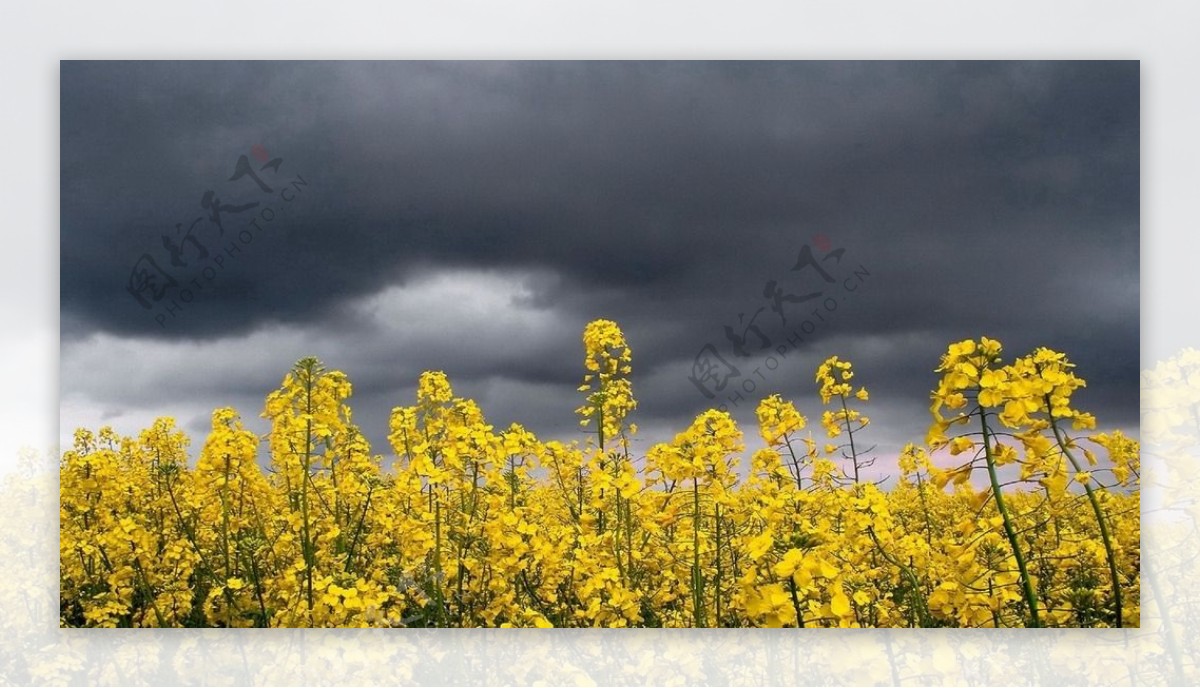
{"left": 1, "top": 1, "right": 1193, "bottom": 685}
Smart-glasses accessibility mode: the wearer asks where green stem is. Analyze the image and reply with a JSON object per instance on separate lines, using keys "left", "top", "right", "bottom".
{"left": 629, "top": 503, "right": 638, "bottom": 587}
{"left": 1047, "top": 414, "right": 1123, "bottom": 628}
{"left": 221, "top": 454, "right": 232, "bottom": 576}
{"left": 691, "top": 477, "right": 705, "bottom": 628}
{"left": 433, "top": 487, "right": 444, "bottom": 627}
{"left": 781, "top": 434, "right": 804, "bottom": 490}
{"left": 979, "top": 409, "right": 1040, "bottom": 627}
{"left": 867, "top": 526, "right": 932, "bottom": 628}
{"left": 714, "top": 502, "right": 722, "bottom": 626}
{"left": 915, "top": 471, "right": 934, "bottom": 546}
{"left": 131, "top": 559, "right": 167, "bottom": 627}
{"left": 344, "top": 486, "right": 374, "bottom": 573}
{"left": 839, "top": 394, "right": 860, "bottom": 483}
{"left": 300, "top": 366, "right": 315, "bottom": 619}
{"left": 787, "top": 577, "right": 805, "bottom": 627}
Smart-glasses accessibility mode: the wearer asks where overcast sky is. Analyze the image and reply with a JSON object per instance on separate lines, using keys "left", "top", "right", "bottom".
{"left": 60, "top": 61, "right": 1139, "bottom": 476}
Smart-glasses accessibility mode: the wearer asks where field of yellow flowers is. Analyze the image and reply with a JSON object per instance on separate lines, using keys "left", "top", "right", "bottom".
{"left": 59, "top": 320, "right": 1139, "bottom": 628}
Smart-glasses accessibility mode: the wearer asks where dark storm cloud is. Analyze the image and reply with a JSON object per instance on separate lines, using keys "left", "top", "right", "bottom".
{"left": 60, "top": 61, "right": 1139, "bottom": 460}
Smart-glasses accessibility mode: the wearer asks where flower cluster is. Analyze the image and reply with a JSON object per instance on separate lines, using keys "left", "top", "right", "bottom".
{"left": 575, "top": 319, "right": 636, "bottom": 450}
{"left": 923, "top": 337, "right": 1138, "bottom": 627}
{"left": 815, "top": 356, "right": 873, "bottom": 482}
{"left": 60, "top": 323, "right": 1139, "bottom": 628}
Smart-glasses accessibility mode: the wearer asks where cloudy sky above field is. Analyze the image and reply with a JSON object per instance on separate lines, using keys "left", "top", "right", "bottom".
{"left": 60, "top": 61, "right": 1139, "bottom": 474}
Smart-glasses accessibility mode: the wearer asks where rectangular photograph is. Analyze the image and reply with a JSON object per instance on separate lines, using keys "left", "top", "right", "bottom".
{"left": 59, "top": 61, "right": 1140, "bottom": 628}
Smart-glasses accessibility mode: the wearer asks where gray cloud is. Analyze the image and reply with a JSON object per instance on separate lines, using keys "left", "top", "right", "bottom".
{"left": 60, "top": 61, "right": 1139, "bottom": 468}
